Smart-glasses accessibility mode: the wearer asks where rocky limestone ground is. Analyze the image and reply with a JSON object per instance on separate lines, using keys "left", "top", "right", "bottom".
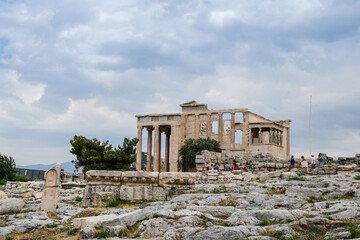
{"left": 2, "top": 173, "right": 360, "bottom": 240}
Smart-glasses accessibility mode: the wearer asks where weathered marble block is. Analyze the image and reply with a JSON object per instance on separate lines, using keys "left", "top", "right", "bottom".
{"left": 158, "top": 172, "right": 196, "bottom": 188}
{"left": 86, "top": 170, "right": 122, "bottom": 185}
{"left": 120, "top": 186, "right": 166, "bottom": 201}
{"left": 41, "top": 164, "right": 60, "bottom": 211}
{"left": 121, "top": 171, "right": 159, "bottom": 186}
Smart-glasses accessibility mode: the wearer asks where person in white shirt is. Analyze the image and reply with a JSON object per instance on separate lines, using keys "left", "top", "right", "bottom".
{"left": 311, "top": 155, "right": 316, "bottom": 169}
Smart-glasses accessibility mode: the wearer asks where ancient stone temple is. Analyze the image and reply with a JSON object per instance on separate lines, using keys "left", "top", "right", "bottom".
{"left": 135, "top": 101, "right": 291, "bottom": 172}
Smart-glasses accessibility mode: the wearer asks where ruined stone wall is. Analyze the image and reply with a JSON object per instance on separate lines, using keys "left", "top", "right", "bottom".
{"left": 82, "top": 170, "right": 196, "bottom": 207}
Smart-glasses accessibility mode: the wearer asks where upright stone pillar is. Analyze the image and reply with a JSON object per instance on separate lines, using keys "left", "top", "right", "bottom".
{"left": 146, "top": 127, "right": 153, "bottom": 171}
{"left": 206, "top": 113, "right": 211, "bottom": 137}
{"left": 218, "top": 113, "right": 223, "bottom": 148}
{"left": 136, "top": 127, "right": 143, "bottom": 171}
{"left": 41, "top": 164, "right": 60, "bottom": 212}
{"left": 230, "top": 113, "right": 235, "bottom": 149}
{"left": 165, "top": 132, "right": 170, "bottom": 172}
{"left": 170, "top": 124, "right": 180, "bottom": 172}
{"left": 195, "top": 113, "right": 199, "bottom": 139}
{"left": 259, "top": 128, "right": 262, "bottom": 143}
{"left": 153, "top": 125, "right": 160, "bottom": 172}
{"left": 269, "top": 128, "right": 273, "bottom": 144}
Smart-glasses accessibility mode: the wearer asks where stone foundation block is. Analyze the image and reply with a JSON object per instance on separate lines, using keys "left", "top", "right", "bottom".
{"left": 120, "top": 185, "right": 166, "bottom": 201}
{"left": 121, "top": 171, "right": 159, "bottom": 186}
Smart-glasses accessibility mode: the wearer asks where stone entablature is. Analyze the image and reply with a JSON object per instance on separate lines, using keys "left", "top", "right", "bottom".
{"left": 82, "top": 170, "right": 196, "bottom": 207}
{"left": 135, "top": 100, "right": 291, "bottom": 172}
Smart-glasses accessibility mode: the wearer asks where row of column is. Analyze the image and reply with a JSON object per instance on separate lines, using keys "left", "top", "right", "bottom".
{"left": 136, "top": 126, "right": 170, "bottom": 172}
{"left": 255, "top": 128, "right": 283, "bottom": 146}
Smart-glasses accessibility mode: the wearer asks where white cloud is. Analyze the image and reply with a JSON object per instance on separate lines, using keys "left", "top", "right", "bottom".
{"left": 210, "top": 10, "right": 238, "bottom": 27}
{"left": 37, "top": 98, "right": 134, "bottom": 133}
{"left": 0, "top": 70, "right": 46, "bottom": 104}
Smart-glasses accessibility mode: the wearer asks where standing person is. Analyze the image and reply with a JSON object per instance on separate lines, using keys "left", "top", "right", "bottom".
{"left": 224, "top": 162, "right": 231, "bottom": 171}
{"left": 300, "top": 156, "right": 308, "bottom": 171}
{"left": 60, "top": 169, "right": 65, "bottom": 181}
{"left": 232, "top": 161, "right": 239, "bottom": 170}
{"left": 210, "top": 164, "right": 214, "bottom": 170}
{"left": 74, "top": 169, "right": 79, "bottom": 182}
{"left": 321, "top": 153, "right": 326, "bottom": 166}
{"left": 214, "top": 162, "right": 220, "bottom": 171}
{"left": 317, "top": 153, "right": 322, "bottom": 168}
{"left": 311, "top": 155, "right": 316, "bottom": 169}
{"left": 289, "top": 155, "right": 295, "bottom": 168}
{"left": 72, "top": 170, "right": 76, "bottom": 182}
{"left": 248, "top": 160, "right": 253, "bottom": 172}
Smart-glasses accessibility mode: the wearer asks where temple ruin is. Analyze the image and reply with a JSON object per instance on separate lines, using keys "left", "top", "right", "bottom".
{"left": 135, "top": 101, "right": 291, "bottom": 172}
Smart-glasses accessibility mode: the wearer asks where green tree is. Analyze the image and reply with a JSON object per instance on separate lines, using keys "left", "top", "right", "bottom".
{"left": 69, "top": 135, "right": 138, "bottom": 172}
{"left": 178, "top": 138, "right": 221, "bottom": 172}
{"left": 0, "top": 153, "right": 17, "bottom": 185}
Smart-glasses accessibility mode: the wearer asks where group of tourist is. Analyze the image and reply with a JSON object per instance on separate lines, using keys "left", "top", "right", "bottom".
{"left": 210, "top": 160, "right": 253, "bottom": 172}
{"left": 59, "top": 169, "right": 79, "bottom": 182}
{"left": 288, "top": 153, "right": 326, "bottom": 169}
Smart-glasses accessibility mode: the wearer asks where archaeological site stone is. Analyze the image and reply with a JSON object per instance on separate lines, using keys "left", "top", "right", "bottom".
{"left": 0, "top": 198, "right": 25, "bottom": 214}
{"left": 41, "top": 163, "right": 60, "bottom": 211}
{"left": 159, "top": 172, "right": 196, "bottom": 188}
{"left": 121, "top": 171, "right": 159, "bottom": 186}
{"left": 86, "top": 170, "right": 122, "bottom": 185}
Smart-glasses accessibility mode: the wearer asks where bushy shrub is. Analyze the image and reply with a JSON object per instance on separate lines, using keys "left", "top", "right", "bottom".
{"left": 0, "top": 153, "right": 17, "bottom": 185}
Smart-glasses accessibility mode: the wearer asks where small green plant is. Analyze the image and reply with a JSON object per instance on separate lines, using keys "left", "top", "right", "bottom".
{"left": 345, "top": 190, "right": 355, "bottom": 198}
{"left": 106, "top": 198, "right": 121, "bottom": 208}
{"left": 97, "top": 230, "right": 110, "bottom": 238}
{"left": 75, "top": 196, "right": 83, "bottom": 202}
{"left": 326, "top": 216, "right": 334, "bottom": 220}
{"left": 200, "top": 214, "right": 211, "bottom": 223}
{"left": 347, "top": 224, "right": 358, "bottom": 238}
{"left": 45, "top": 223, "right": 58, "bottom": 228}
{"left": 286, "top": 219, "right": 294, "bottom": 223}
{"left": 324, "top": 182, "right": 330, "bottom": 187}
{"left": 152, "top": 213, "right": 161, "bottom": 218}
{"left": 309, "top": 226, "right": 319, "bottom": 233}
{"left": 354, "top": 175, "right": 360, "bottom": 181}
{"left": 5, "top": 237, "right": 13, "bottom": 240}
{"left": 258, "top": 220, "right": 270, "bottom": 226}
{"left": 67, "top": 228, "right": 77, "bottom": 236}
{"left": 274, "top": 230, "right": 285, "bottom": 238}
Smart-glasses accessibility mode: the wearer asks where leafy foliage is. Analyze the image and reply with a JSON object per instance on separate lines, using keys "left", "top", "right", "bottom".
{"left": 0, "top": 153, "right": 17, "bottom": 185}
{"left": 178, "top": 138, "right": 221, "bottom": 171}
{"left": 69, "top": 135, "right": 138, "bottom": 172}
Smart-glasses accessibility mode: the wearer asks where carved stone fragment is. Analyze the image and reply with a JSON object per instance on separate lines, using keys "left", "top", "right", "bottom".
{"left": 86, "top": 170, "right": 122, "bottom": 185}
{"left": 158, "top": 172, "right": 196, "bottom": 188}
{"left": 121, "top": 171, "right": 159, "bottom": 186}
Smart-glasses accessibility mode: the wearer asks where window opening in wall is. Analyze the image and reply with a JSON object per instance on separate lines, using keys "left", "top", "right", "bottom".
{"left": 212, "top": 121, "right": 218, "bottom": 134}
{"left": 222, "top": 112, "right": 231, "bottom": 120}
{"left": 251, "top": 128, "right": 259, "bottom": 144}
{"left": 235, "top": 112, "right": 243, "bottom": 123}
{"left": 223, "top": 121, "right": 231, "bottom": 134}
{"left": 235, "top": 130, "right": 242, "bottom": 145}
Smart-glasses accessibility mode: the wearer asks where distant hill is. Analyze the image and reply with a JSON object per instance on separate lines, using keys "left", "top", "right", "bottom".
{"left": 17, "top": 161, "right": 82, "bottom": 173}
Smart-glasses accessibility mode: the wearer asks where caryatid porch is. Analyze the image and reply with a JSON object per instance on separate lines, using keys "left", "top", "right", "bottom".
{"left": 135, "top": 113, "right": 182, "bottom": 172}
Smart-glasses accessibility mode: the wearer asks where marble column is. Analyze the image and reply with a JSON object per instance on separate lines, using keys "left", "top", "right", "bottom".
{"left": 259, "top": 128, "right": 262, "bottom": 143}
{"left": 230, "top": 112, "right": 235, "bottom": 149}
{"left": 195, "top": 113, "right": 199, "bottom": 139}
{"left": 153, "top": 125, "right": 160, "bottom": 172}
{"left": 146, "top": 127, "right": 153, "bottom": 171}
{"left": 136, "top": 126, "right": 143, "bottom": 171}
{"left": 165, "top": 131, "right": 170, "bottom": 172}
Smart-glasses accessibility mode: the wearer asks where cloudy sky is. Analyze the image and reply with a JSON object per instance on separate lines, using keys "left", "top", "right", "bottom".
{"left": 0, "top": 0, "right": 359, "bottom": 165}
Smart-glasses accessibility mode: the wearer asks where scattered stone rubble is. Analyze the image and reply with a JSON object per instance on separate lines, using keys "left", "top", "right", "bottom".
{"left": 2, "top": 158, "right": 360, "bottom": 239}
